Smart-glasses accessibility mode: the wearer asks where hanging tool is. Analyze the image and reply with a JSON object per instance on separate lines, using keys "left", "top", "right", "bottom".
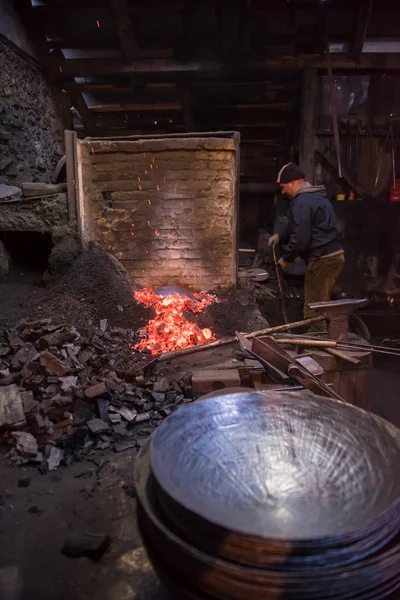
{"left": 273, "top": 247, "right": 289, "bottom": 324}
{"left": 374, "top": 130, "right": 389, "bottom": 190}
{"left": 321, "top": 1, "right": 342, "bottom": 179}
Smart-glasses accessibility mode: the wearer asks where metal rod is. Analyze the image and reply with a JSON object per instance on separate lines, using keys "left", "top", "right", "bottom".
{"left": 273, "top": 247, "right": 289, "bottom": 324}
{"left": 275, "top": 333, "right": 400, "bottom": 357}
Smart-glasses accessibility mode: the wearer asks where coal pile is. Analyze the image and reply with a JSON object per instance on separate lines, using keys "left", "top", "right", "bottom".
{"left": 0, "top": 318, "right": 192, "bottom": 472}
{"left": 136, "top": 390, "right": 400, "bottom": 600}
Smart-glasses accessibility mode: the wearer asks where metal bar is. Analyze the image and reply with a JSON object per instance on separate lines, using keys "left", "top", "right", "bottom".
{"left": 273, "top": 247, "right": 289, "bottom": 324}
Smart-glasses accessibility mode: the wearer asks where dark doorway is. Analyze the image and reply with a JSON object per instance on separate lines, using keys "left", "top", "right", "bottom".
{"left": 0, "top": 230, "right": 53, "bottom": 275}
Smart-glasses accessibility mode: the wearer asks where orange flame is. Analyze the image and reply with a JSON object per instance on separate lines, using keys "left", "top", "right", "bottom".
{"left": 134, "top": 289, "right": 215, "bottom": 355}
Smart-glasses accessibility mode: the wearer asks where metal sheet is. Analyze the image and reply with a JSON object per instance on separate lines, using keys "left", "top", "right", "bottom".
{"left": 150, "top": 390, "right": 400, "bottom": 541}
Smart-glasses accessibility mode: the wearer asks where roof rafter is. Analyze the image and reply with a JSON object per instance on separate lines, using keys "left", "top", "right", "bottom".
{"left": 351, "top": 0, "right": 374, "bottom": 54}
{"left": 110, "top": 0, "right": 138, "bottom": 58}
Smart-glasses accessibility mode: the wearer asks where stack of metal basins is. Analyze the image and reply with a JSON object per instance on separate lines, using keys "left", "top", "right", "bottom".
{"left": 135, "top": 390, "right": 400, "bottom": 600}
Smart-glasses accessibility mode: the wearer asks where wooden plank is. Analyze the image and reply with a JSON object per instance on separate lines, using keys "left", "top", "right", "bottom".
{"left": 299, "top": 69, "right": 317, "bottom": 182}
{"left": 65, "top": 131, "right": 78, "bottom": 223}
{"left": 351, "top": 0, "right": 374, "bottom": 54}
{"left": 110, "top": 0, "right": 138, "bottom": 58}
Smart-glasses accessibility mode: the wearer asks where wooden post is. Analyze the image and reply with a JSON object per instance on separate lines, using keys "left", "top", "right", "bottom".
{"left": 351, "top": 0, "right": 373, "bottom": 54}
{"left": 299, "top": 69, "right": 317, "bottom": 182}
{"left": 65, "top": 130, "right": 78, "bottom": 223}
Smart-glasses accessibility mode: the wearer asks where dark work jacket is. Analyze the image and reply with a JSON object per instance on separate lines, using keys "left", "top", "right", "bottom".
{"left": 278, "top": 184, "right": 342, "bottom": 263}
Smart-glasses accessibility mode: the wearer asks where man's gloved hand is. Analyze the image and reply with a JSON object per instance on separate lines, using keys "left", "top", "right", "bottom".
{"left": 278, "top": 257, "right": 289, "bottom": 271}
{"left": 268, "top": 233, "right": 280, "bottom": 248}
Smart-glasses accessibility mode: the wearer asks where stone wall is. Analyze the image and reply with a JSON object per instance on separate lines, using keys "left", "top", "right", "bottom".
{"left": 76, "top": 136, "right": 239, "bottom": 291}
{"left": 0, "top": 193, "right": 69, "bottom": 231}
{"left": 0, "top": 39, "right": 64, "bottom": 186}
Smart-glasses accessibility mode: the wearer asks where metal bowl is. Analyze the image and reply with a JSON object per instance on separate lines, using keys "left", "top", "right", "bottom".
{"left": 150, "top": 391, "right": 400, "bottom": 541}
{"left": 136, "top": 436, "right": 400, "bottom": 600}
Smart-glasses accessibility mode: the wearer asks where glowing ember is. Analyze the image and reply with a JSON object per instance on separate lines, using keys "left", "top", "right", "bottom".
{"left": 134, "top": 289, "right": 215, "bottom": 355}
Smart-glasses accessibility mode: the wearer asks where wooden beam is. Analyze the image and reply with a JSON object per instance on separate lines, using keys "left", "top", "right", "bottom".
{"left": 89, "top": 102, "right": 182, "bottom": 112}
{"left": 110, "top": 0, "right": 138, "bottom": 58}
{"left": 93, "top": 107, "right": 292, "bottom": 126}
{"left": 351, "top": 0, "right": 374, "bottom": 54}
{"left": 52, "top": 48, "right": 97, "bottom": 136}
{"left": 78, "top": 82, "right": 177, "bottom": 92}
{"left": 32, "top": 0, "right": 185, "bottom": 12}
{"left": 65, "top": 130, "right": 78, "bottom": 222}
{"left": 64, "top": 81, "right": 97, "bottom": 135}
{"left": 57, "top": 53, "right": 400, "bottom": 78}
{"left": 88, "top": 101, "right": 292, "bottom": 113}
{"left": 299, "top": 69, "right": 317, "bottom": 182}
{"left": 77, "top": 81, "right": 296, "bottom": 93}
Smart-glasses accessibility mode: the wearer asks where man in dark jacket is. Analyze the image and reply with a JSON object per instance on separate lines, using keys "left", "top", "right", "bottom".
{"left": 269, "top": 162, "right": 344, "bottom": 331}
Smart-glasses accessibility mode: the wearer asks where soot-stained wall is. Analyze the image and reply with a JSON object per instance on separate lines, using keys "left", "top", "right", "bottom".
{"left": 0, "top": 39, "right": 64, "bottom": 185}
{"left": 75, "top": 134, "right": 239, "bottom": 291}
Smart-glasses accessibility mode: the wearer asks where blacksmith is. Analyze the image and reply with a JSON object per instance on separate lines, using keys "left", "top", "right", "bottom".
{"left": 269, "top": 162, "right": 344, "bottom": 332}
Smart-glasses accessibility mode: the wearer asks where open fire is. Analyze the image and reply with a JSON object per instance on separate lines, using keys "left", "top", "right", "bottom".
{"left": 134, "top": 289, "right": 215, "bottom": 355}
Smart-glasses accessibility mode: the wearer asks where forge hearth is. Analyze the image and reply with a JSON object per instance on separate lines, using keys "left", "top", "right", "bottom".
{"left": 71, "top": 132, "right": 239, "bottom": 291}
{"left": 134, "top": 287, "right": 215, "bottom": 355}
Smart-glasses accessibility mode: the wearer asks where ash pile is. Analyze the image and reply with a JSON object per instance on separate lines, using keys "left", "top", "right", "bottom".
{"left": 0, "top": 317, "right": 192, "bottom": 472}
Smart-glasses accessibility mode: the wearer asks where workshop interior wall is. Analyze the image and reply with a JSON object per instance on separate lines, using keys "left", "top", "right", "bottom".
{"left": 76, "top": 135, "right": 239, "bottom": 291}
{"left": 0, "top": 38, "right": 64, "bottom": 186}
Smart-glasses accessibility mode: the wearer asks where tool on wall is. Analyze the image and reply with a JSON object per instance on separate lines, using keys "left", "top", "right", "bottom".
{"left": 374, "top": 130, "right": 390, "bottom": 190}
{"left": 321, "top": 0, "right": 342, "bottom": 179}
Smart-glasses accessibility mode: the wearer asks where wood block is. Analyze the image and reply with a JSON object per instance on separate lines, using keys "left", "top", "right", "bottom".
{"left": 21, "top": 182, "right": 67, "bottom": 197}
{"left": 192, "top": 369, "right": 241, "bottom": 394}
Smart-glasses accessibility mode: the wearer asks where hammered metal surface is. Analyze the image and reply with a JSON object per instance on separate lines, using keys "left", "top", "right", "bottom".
{"left": 136, "top": 437, "right": 400, "bottom": 600}
{"left": 151, "top": 391, "right": 400, "bottom": 540}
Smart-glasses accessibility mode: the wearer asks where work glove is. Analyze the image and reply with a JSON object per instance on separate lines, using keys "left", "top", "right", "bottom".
{"left": 268, "top": 233, "right": 280, "bottom": 249}
{"left": 277, "top": 257, "right": 289, "bottom": 271}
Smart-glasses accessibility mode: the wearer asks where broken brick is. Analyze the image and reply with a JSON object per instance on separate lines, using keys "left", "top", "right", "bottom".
{"left": 40, "top": 351, "right": 70, "bottom": 377}
{"left": 11, "top": 431, "right": 38, "bottom": 456}
{"left": 84, "top": 382, "right": 107, "bottom": 400}
{"left": 0, "top": 384, "right": 26, "bottom": 429}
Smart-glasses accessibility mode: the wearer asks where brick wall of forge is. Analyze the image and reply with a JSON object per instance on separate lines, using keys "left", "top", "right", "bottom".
{"left": 77, "top": 136, "right": 239, "bottom": 291}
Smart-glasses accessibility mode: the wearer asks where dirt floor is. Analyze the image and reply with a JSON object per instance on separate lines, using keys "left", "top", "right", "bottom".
{"left": 0, "top": 352, "right": 398, "bottom": 600}
{"left": 0, "top": 449, "right": 166, "bottom": 600}
{"left": 1, "top": 249, "right": 400, "bottom": 600}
